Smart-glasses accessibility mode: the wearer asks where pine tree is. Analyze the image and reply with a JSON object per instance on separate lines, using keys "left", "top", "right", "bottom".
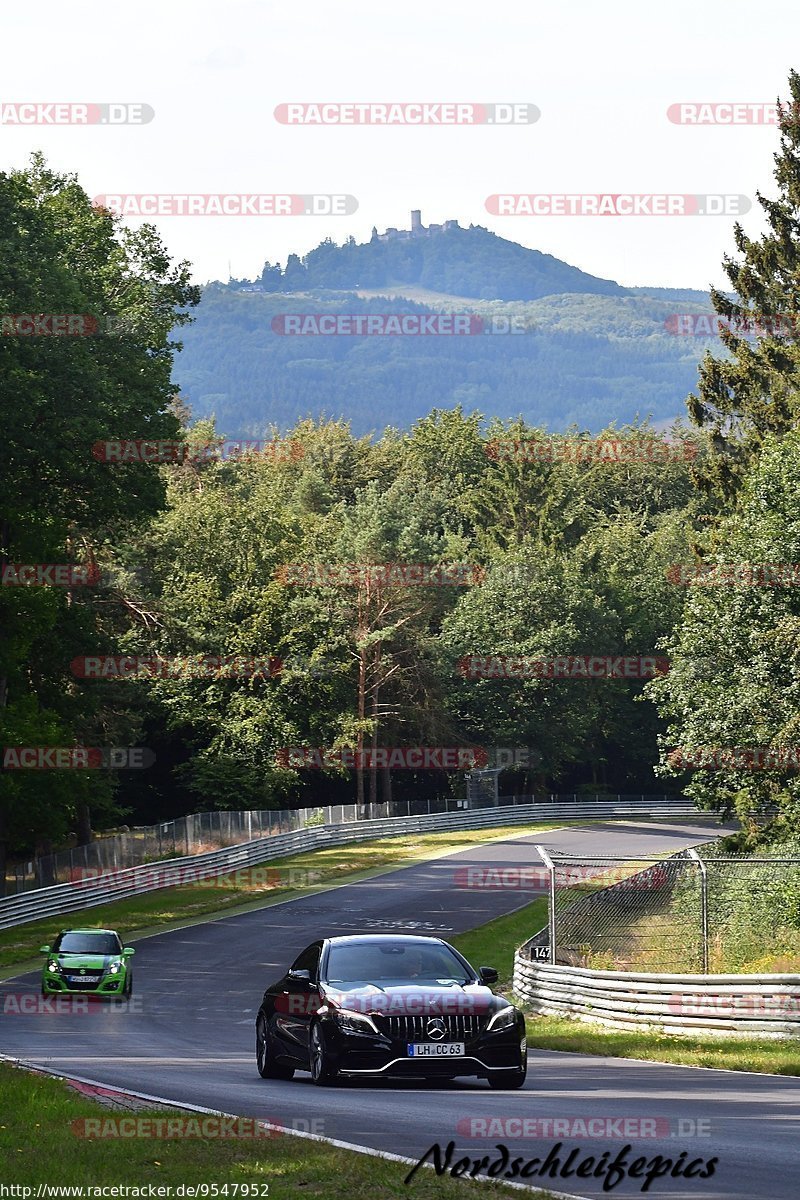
{"left": 689, "top": 69, "right": 800, "bottom": 503}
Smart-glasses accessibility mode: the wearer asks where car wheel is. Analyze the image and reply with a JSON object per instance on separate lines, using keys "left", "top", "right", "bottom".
{"left": 124, "top": 975, "right": 132, "bottom": 998}
{"left": 487, "top": 1057, "right": 528, "bottom": 1090}
{"left": 309, "top": 1021, "right": 338, "bottom": 1086}
{"left": 256, "top": 1013, "right": 295, "bottom": 1080}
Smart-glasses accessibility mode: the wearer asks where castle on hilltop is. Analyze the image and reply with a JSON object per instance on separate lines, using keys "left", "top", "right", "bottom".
{"left": 371, "top": 210, "right": 460, "bottom": 243}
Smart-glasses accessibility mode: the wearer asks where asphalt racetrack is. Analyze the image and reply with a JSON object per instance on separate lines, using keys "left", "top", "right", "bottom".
{"left": 2, "top": 820, "right": 798, "bottom": 1198}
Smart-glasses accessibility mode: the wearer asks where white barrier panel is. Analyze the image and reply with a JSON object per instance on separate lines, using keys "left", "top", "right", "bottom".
{"left": 513, "top": 956, "right": 800, "bottom": 1038}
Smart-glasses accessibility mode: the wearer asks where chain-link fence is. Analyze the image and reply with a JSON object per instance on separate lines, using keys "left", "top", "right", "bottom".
{"left": 5, "top": 792, "right": 683, "bottom": 896}
{"left": 529, "top": 845, "right": 800, "bottom": 974}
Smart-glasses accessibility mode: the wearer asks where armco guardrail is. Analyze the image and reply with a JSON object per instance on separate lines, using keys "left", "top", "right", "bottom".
{"left": 0, "top": 797, "right": 701, "bottom": 931}
{"left": 512, "top": 958, "right": 800, "bottom": 1038}
{"left": 7, "top": 792, "right": 687, "bottom": 894}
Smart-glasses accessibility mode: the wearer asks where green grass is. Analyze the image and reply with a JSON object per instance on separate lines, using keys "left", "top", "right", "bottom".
{"left": 451, "top": 898, "right": 548, "bottom": 989}
{"left": 522, "top": 1014, "right": 800, "bottom": 1075}
{"left": 0, "top": 822, "right": 564, "bottom": 977}
{"left": 0, "top": 1061, "right": 557, "bottom": 1197}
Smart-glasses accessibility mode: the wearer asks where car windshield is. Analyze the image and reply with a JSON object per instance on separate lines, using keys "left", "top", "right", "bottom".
{"left": 325, "top": 941, "right": 473, "bottom": 986}
{"left": 52, "top": 933, "right": 121, "bottom": 955}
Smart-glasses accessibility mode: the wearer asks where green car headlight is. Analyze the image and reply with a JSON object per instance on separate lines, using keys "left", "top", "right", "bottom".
{"left": 487, "top": 1005, "right": 517, "bottom": 1032}
{"left": 47, "top": 961, "right": 59, "bottom": 973}
{"left": 106, "top": 962, "right": 122, "bottom": 974}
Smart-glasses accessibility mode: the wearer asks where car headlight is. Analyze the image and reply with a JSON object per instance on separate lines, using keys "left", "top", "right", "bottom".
{"left": 334, "top": 1009, "right": 378, "bottom": 1034}
{"left": 487, "top": 1005, "right": 517, "bottom": 1032}
{"left": 47, "top": 961, "right": 60, "bottom": 973}
{"left": 106, "top": 962, "right": 122, "bottom": 974}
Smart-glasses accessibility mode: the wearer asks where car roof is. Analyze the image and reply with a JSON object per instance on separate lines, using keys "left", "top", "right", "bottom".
{"left": 323, "top": 934, "right": 448, "bottom": 947}
{"left": 59, "top": 928, "right": 119, "bottom": 935}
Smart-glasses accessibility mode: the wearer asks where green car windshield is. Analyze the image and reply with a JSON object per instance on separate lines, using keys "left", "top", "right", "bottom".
{"left": 52, "top": 932, "right": 121, "bottom": 955}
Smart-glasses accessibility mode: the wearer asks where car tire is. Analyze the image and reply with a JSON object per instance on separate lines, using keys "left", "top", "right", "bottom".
{"left": 309, "top": 1021, "right": 338, "bottom": 1087}
{"left": 256, "top": 1013, "right": 295, "bottom": 1080}
{"left": 487, "top": 1057, "right": 528, "bottom": 1090}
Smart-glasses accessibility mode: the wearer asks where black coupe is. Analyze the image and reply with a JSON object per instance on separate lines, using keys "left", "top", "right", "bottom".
{"left": 255, "top": 934, "right": 528, "bottom": 1088}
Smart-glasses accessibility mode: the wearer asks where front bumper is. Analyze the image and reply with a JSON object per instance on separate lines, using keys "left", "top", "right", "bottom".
{"left": 319, "top": 1012, "right": 526, "bottom": 1078}
{"left": 42, "top": 972, "right": 127, "bottom": 996}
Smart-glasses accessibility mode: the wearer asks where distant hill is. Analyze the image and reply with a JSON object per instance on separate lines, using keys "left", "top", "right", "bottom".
{"left": 256, "top": 219, "right": 628, "bottom": 302}
{"left": 172, "top": 220, "right": 719, "bottom": 437}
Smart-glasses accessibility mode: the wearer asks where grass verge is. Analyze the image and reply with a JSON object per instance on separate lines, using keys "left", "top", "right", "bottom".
{"left": 451, "top": 897, "right": 800, "bottom": 1076}
{"left": 451, "top": 899, "right": 548, "bottom": 989}
{"left": 0, "top": 822, "right": 564, "bottom": 977}
{"left": 522, "top": 1014, "right": 800, "bottom": 1075}
{"left": 0, "top": 1061, "right": 558, "bottom": 1197}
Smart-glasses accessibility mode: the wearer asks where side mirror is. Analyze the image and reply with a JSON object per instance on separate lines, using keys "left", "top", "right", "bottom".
{"left": 479, "top": 966, "right": 499, "bottom": 985}
{"left": 122, "top": 947, "right": 135, "bottom": 957}
{"left": 39, "top": 945, "right": 51, "bottom": 955}
{"left": 288, "top": 968, "right": 312, "bottom": 984}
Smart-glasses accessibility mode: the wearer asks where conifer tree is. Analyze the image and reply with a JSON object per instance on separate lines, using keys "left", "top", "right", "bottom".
{"left": 689, "top": 69, "right": 800, "bottom": 502}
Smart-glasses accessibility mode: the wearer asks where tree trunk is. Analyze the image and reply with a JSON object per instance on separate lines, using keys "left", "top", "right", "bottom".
{"left": 356, "top": 643, "right": 366, "bottom": 809}
{"left": 0, "top": 517, "right": 9, "bottom": 896}
{"left": 76, "top": 802, "right": 93, "bottom": 846}
{"left": 368, "top": 647, "right": 380, "bottom": 809}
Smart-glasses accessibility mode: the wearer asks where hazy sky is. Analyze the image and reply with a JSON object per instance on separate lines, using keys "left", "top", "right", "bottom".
{"left": 3, "top": 0, "right": 798, "bottom": 290}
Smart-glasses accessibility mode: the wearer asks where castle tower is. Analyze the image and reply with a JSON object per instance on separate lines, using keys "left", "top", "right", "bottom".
{"left": 410, "top": 209, "right": 422, "bottom": 234}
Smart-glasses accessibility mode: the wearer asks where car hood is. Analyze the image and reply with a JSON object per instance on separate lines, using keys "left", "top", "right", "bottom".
{"left": 53, "top": 955, "right": 114, "bottom": 970}
{"left": 322, "top": 981, "right": 503, "bottom": 1017}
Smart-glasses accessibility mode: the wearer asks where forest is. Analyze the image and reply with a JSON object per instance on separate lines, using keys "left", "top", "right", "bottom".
{"left": 4, "top": 74, "right": 800, "bottom": 879}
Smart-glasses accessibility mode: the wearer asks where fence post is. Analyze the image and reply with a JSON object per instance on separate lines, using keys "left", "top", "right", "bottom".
{"left": 536, "top": 844, "right": 557, "bottom": 965}
{"left": 687, "top": 848, "right": 709, "bottom": 973}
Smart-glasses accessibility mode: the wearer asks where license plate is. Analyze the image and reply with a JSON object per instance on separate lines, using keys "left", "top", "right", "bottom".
{"left": 408, "top": 1042, "right": 465, "bottom": 1057}
{"left": 68, "top": 975, "right": 99, "bottom": 983}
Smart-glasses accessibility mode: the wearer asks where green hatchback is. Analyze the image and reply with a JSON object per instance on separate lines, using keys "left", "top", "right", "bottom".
{"left": 40, "top": 928, "right": 135, "bottom": 998}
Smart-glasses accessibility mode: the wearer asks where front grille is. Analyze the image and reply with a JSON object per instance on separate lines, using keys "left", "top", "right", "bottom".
{"left": 375, "top": 1013, "right": 485, "bottom": 1042}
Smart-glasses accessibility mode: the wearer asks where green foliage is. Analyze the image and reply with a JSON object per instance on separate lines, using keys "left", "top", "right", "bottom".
{"left": 689, "top": 69, "right": 800, "bottom": 500}
{"left": 0, "top": 154, "right": 199, "bottom": 866}
{"left": 648, "top": 430, "right": 800, "bottom": 823}
{"left": 260, "top": 223, "right": 628, "bottom": 300}
{"left": 103, "top": 412, "right": 701, "bottom": 810}
{"left": 174, "top": 284, "right": 714, "bottom": 437}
